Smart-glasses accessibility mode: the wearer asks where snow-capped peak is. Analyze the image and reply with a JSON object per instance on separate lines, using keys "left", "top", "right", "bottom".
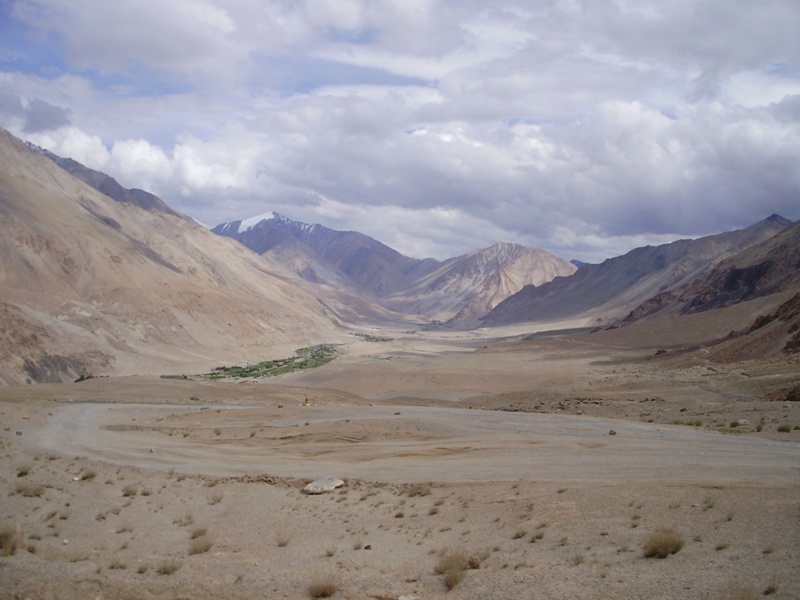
{"left": 238, "top": 211, "right": 277, "bottom": 234}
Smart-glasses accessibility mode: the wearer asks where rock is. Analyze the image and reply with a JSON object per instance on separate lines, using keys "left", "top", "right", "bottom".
{"left": 302, "top": 477, "right": 344, "bottom": 495}
{"left": 609, "top": 430, "right": 617, "bottom": 436}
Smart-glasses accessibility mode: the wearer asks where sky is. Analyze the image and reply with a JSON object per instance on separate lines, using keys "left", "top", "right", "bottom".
{"left": 1, "top": 0, "right": 799, "bottom": 263}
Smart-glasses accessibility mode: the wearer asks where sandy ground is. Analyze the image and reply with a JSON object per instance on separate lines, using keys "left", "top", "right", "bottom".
{"left": 1, "top": 326, "right": 800, "bottom": 599}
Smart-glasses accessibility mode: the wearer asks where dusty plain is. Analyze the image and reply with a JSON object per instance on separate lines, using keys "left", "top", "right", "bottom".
{"left": 1, "top": 321, "right": 800, "bottom": 600}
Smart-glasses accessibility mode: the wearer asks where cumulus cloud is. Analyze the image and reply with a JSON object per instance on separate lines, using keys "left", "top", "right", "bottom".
{"left": 1, "top": 0, "right": 799, "bottom": 262}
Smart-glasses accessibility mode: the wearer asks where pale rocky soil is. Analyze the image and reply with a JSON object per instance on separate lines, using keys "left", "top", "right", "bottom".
{"left": 1, "top": 324, "right": 799, "bottom": 600}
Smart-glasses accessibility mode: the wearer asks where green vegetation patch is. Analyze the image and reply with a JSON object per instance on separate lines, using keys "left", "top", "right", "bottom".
{"left": 202, "top": 344, "right": 338, "bottom": 380}
{"left": 354, "top": 333, "right": 394, "bottom": 342}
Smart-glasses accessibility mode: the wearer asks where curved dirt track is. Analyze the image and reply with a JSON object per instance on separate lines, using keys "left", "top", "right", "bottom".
{"left": 30, "top": 401, "right": 800, "bottom": 484}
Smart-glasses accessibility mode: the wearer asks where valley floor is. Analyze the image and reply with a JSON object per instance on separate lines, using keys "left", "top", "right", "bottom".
{"left": 1, "top": 326, "right": 799, "bottom": 599}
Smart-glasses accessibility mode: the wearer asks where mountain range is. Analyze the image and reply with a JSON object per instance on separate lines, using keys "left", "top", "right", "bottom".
{"left": 483, "top": 214, "right": 793, "bottom": 326}
{"left": 1, "top": 130, "right": 341, "bottom": 384}
{"left": 2, "top": 126, "right": 798, "bottom": 383}
{"left": 212, "top": 213, "right": 577, "bottom": 323}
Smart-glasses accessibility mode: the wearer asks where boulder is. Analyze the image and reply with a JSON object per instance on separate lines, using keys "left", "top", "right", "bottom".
{"left": 302, "top": 477, "right": 344, "bottom": 495}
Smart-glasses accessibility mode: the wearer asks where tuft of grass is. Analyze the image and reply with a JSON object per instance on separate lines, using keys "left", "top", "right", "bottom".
{"left": 122, "top": 484, "right": 137, "bottom": 497}
{"left": 570, "top": 553, "right": 585, "bottom": 566}
{"left": 308, "top": 572, "right": 339, "bottom": 598}
{"left": 174, "top": 513, "right": 193, "bottom": 527}
{"left": 435, "top": 548, "right": 468, "bottom": 591}
{"left": 156, "top": 560, "right": 180, "bottom": 575}
{"left": 208, "top": 492, "right": 223, "bottom": 505}
{"left": 276, "top": 532, "right": 291, "bottom": 548}
{"left": 16, "top": 464, "right": 30, "bottom": 477}
{"left": 15, "top": 482, "right": 44, "bottom": 498}
{"left": 467, "top": 550, "right": 489, "bottom": 570}
{"left": 643, "top": 528, "right": 684, "bottom": 558}
{"left": 407, "top": 483, "right": 431, "bottom": 497}
{"left": 777, "top": 423, "right": 792, "bottom": 433}
{"left": 190, "top": 527, "right": 207, "bottom": 539}
{"left": 188, "top": 536, "right": 213, "bottom": 555}
{"left": 0, "top": 525, "right": 22, "bottom": 557}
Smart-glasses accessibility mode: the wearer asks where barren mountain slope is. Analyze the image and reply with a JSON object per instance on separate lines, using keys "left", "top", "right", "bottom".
{"left": 0, "top": 129, "right": 342, "bottom": 384}
{"left": 213, "top": 213, "right": 438, "bottom": 297}
{"left": 381, "top": 242, "right": 577, "bottom": 322}
{"left": 483, "top": 215, "right": 792, "bottom": 326}
{"left": 215, "top": 214, "right": 575, "bottom": 322}
{"left": 681, "top": 219, "right": 800, "bottom": 312}
{"left": 611, "top": 219, "right": 800, "bottom": 362}
{"left": 28, "top": 143, "right": 185, "bottom": 218}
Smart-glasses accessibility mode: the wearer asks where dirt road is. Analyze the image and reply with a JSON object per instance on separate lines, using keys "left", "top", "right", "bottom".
{"left": 29, "top": 401, "right": 800, "bottom": 484}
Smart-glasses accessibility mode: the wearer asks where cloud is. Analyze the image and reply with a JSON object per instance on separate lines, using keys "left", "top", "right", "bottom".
{"left": 0, "top": 88, "right": 25, "bottom": 125}
{"left": 2, "top": 0, "right": 799, "bottom": 262}
{"left": 0, "top": 89, "right": 68, "bottom": 133}
{"left": 22, "top": 97, "right": 69, "bottom": 132}
{"left": 25, "top": 126, "right": 111, "bottom": 167}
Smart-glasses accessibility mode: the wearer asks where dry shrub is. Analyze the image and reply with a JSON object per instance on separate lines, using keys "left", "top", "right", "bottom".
{"left": 643, "top": 528, "right": 684, "bottom": 558}
{"left": 156, "top": 560, "right": 180, "bottom": 575}
{"left": 442, "top": 568, "right": 464, "bottom": 591}
{"left": 122, "top": 484, "right": 138, "bottom": 497}
{"left": 15, "top": 482, "right": 44, "bottom": 498}
{"left": 435, "top": 548, "right": 469, "bottom": 590}
{"left": 308, "top": 571, "right": 339, "bottom": 598}
{"left": 0, "top": 524, "right": 23, "bottom": 556}
{"left": 467, "top": 550, "right": 489, "bottom": 570}
{"left": 188, "top": 536, "right": 213, "bottom": 555}
{"left": 407, "top": 483, "right": 431, "bottom": 497}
